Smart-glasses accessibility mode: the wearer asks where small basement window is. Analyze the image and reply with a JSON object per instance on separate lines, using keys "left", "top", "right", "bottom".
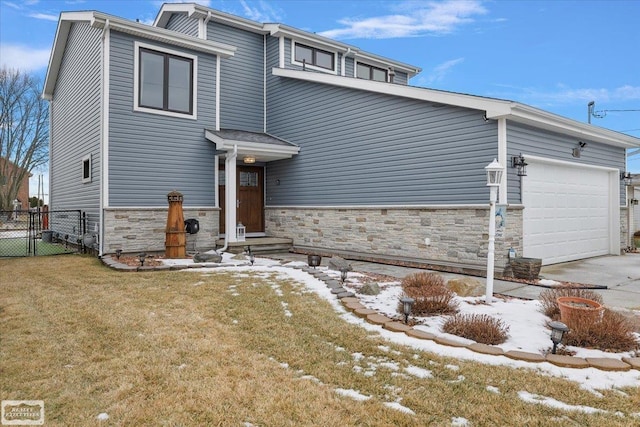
{"left": 82, "top": 154, "right": 92, "bottom": 183}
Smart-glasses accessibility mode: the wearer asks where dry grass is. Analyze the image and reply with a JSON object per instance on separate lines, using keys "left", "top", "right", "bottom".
{"left": 441, "top": 314, "right": 510, "bottom": 345}
{"left": 1, "top": 256, "right": 639, "bottom": 426}
{"left": 400, "top": 272, "right": 459, "bottom": 315}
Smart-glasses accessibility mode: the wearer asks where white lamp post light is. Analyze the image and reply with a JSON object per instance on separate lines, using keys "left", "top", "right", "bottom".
{"left": 484, "top": 159, "right": 504, "bottom": 304}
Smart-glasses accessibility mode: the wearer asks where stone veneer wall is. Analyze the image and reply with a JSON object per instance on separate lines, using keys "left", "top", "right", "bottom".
{"left": 266, "top": 206, "right": 524, "bottom": 270}
{"left": 104, "top": 208, "right": 219, "bottom": 254}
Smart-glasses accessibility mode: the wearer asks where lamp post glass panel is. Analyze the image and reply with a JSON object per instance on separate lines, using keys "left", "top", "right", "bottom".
{"left": 549, "top": 321, "right": 569, "bottom": 354}
{"left": 400, "top": 297, "right": 415, "bottom": 324}
{"left": 484, "top": 159, "right": 504, "bottom": 304}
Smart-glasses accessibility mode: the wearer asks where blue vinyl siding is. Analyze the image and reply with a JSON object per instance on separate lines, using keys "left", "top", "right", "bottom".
{"left": 108, "top": 32, "right": 218, "bottom": 207}
{"left": 165, "top": 12, "right": 199, "bottom": 37}
{"left": 506, "top": 122, "right": 626, "bottom": 204}
{"left": 266, "top": 77, "right": 498, "bottom": 205}
{"left": 49, "top": 22, "right": 102, "bottom": 232}
{"left": 207, "top": 21, "right": 264, "bottom": 132}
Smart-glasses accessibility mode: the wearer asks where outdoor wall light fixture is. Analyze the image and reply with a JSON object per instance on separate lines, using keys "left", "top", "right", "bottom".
{"left": 115, "top": 249, "right": 122, "bottom": 260}
{"left": 243, "top": 156, "right": 256, "bottom": 164}
{"left": 484, "top": 159, "right": 504, "bottom": 304}
{"left": 621, "top": 171, "right": 632, "bottom": 186}
{"left": 138, "top": 252, "right": 147, "bottom": 266}
{"left": 511, "top": 153, "right": 528, "bottom": 177}
{"left": 549, "top": 321, "right": 569, "bottom": 354}
{"left": 572, "top": 141, "right": 587, "bottom": 158}
{"left": 631, "top": 198, "right": 639, "bottom": 206}
{"left": 400, "top": 296, "right": 415, "bottom": 324}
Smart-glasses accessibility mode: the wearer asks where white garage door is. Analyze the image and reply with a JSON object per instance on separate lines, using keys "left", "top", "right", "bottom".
{"left": 523, "top": 161, "right": 613, "bottom": 265}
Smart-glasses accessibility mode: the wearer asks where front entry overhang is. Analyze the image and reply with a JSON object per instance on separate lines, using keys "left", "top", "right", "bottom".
{"left": 205, "top": 129, "right": 299, "bottom": 244}
{"left": 205, "top": 129, "right": 300, "bottom": 162}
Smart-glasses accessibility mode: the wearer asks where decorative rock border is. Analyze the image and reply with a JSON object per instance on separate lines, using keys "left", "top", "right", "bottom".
{"left": 100, "top": 256, "right": 639, "bottom": 372}
{"left": 298, "top": 266, "right": 639, "bottom": 372}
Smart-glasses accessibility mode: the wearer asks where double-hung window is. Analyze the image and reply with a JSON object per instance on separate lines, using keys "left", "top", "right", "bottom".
{"left": 135, "top": 42, "right": 197, "bottom": 119}
{"left": 292, "top": 42, "right": 335, "bottom": 73}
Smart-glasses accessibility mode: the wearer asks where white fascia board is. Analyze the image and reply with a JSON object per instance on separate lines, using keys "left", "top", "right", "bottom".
{"left": 272, "top": 67, "right": 512, "bottom": 115}
{"left": 494, "top": 104, "right": 640, "bottom": 149}
{"left": 89, "top": 12, "right": 236, "bottom": 57}
{"left": 44, "top": 11, "right": 236, "bottom": 99}
{"left": 265, "top": 24, "right": 350, "bottom": 53}
{"left": 155, "top": 3, "right": 266, "bottom": 33}
{"left": 353, "top": 51, "right": 421, "bottom": 77}
{"left": 204, "top": 130, "right": 300, "bottom": 157}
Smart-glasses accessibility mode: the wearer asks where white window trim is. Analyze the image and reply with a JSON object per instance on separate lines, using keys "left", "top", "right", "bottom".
{"left": 290, "top": 40, "right": 337, "bottom": 75}
{"left": 133, "top": 41, "right": 198, "bottom": 120}
{"left": 355, "top": 60, "right": 390, "bottom": 82}
{"left": 82, "top": 154, "right": 92, "bottom": 183}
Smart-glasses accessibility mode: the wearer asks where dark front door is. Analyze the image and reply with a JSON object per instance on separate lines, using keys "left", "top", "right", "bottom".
{"left": 219, "top": 165, "right": 264, "bottom": 234}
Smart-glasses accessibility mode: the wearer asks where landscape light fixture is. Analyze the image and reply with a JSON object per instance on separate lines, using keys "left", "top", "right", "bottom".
{"left": 307, "top": 254, "right": 321, "bottom": 269}
{"left": 400, "top": 296, "right": 415, "bottom": 324}
{"left": 115, "top": 249, "right": 122, "bottom": 260}
{"left": 549, "top": 321, "right": 569, "bottom": 354}
{"left": 246, "top": 246, "right": 255, "bottom": 266}
{"left": 340, "top": 268, "right": 348, "bottom": 284}
{"left": 484, "top": 159, "right": 504, "bottom": 304}
{"left": 511, "top": 153, "right": 527, "bottom": 177}
{"left": 138, "top": 252, "right": 147, "bottom": 266}
{"left": 621, "top": 171, "right": 632, "bottom": 186}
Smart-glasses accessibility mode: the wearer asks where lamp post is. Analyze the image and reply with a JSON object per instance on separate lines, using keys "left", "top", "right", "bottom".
{"left": 484, "top": 159, "right": 504, "bottom": 304}
{"left": 340, "top": 268, "right": 348, "bottom": 284}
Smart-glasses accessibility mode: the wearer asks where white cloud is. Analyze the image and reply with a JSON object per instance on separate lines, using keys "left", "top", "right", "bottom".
{"left": 426, "top": 57, "right": 464, "bottom": 84}
{"left": 3, "top": 2, "right": 22, "bottom": 10}
{"left": 0, "top": 44, "right": 51, "bottom": 71}
{"left": 319, "top": 0, "right": 487, "bottom": 39}
{"left": 28, "top": 12, "right": 58, "bottom": 21}
{"left": 239, "top": 0, "right": 282, "bottom": 22}
{"left": 494, "top": 84, "right": 640, "bottom": 105}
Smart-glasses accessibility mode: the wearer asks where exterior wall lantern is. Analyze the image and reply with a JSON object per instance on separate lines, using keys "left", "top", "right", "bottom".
{"left": 484, "top": 159, "right": 504, "bottom": 304}
{"left": 236, "top": 223, "right": 246, "bottom": 242}
{"left": 511, "top": 153, "right": 527, "bottom": 177}
{"left": 549, "top": 321, "right": 569, "bottom": 354}
{"left": 621, "top": 171, "right": 632, "bottom": 186}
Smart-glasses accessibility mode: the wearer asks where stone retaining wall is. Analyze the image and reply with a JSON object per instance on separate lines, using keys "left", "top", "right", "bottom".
{"left": 104, "top": 208, "right": 219, "bottom": 254}
{"left": 266, "top": 206, "right": 524, "bottom": 270}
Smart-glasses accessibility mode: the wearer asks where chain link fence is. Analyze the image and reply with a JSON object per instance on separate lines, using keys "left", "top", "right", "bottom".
{"left": 0, "top": 209, "right": 85, "bottom": 257}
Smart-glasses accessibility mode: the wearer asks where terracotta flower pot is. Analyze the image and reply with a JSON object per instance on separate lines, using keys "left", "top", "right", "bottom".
{"left": 556, "top": 296, "right": 603, "bottom": 326}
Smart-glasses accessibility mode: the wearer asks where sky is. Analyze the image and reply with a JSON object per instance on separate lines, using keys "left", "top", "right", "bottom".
{"left": 163, "top": 252, "right": 640, "bottom": 399}
{"left": 1, "top": 0, "right": 639, "bottom": 199}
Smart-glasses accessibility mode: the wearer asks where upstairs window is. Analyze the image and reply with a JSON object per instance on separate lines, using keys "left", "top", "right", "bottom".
{"left": 357, "top": 63, "right": 388, "bottom": 82}
{"left": 292, "top": 42, "right": 335, "bottom": 72}
{"left": 134, "top": 42, "right": 197, "bottom": 119}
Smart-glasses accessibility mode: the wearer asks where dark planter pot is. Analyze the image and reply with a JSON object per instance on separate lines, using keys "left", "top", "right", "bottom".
{"left": 510, "top": 257, "right": 542, "bottom": 280}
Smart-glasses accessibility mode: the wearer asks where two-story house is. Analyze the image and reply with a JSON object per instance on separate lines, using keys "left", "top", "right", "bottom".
{"left": 43, "top": 3, "right": 640, "bottom": 271}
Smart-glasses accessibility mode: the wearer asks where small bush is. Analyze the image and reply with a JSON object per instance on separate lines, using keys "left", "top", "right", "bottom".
{"left": 400, "top": 272, "right": 458, "bottom": 316}
{"left": 539, "top": 288, "right": 604, "bottom": 319}
{"left": 563, "top": 309, "right": 640, "bottom": 353}
{"left": 442, "top": 314, "right": 510, "bottom": 345}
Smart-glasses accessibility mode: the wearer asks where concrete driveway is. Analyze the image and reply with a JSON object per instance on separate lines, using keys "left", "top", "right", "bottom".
{"left": 539, "top": 253, "right": 640, "bottom": 310}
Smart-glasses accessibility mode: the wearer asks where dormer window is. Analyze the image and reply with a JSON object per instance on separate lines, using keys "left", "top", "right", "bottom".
{"left": 292, "top": 41, "right": 335, "bottom": 72}
{"left": 357, "top": 63, "right": 388, "bottom": 82}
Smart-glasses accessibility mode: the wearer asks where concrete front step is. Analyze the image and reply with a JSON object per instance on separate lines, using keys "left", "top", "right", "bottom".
{"left": 217, "top": 237, "right": 293, "bottom": 254}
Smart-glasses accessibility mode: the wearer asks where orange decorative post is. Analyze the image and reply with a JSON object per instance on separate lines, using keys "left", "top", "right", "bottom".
{"left": 165, "top": 190, "right": 186, "bottom": 258}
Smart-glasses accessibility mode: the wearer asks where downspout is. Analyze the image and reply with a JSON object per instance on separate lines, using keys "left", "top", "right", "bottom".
{"left": 341, "top": 47, "right": 351, "bottom": 77}
{"left": 98, "top": 18, "right": 110, "bottom": 257}
{"left": 263, "top": 34, "right": 267, "bottom": 132}
{"left": 217, "top": 145, "right": 237, "bottom": 254}
{"left": 202, "top": 11, "right": 212, "bottom": 39}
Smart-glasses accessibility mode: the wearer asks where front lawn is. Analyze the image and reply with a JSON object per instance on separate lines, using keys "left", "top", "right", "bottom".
{"left": 1, "top": 256, "right": 638, "bottom": 426}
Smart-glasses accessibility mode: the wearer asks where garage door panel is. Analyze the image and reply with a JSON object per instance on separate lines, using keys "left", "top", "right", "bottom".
{"left": 523, "top": 162, "right": 611, "bottom": 265}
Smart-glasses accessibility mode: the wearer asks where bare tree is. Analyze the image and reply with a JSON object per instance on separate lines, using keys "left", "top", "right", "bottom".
{"left": 0, "top": 67, "right": 48, "bottom": 212}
